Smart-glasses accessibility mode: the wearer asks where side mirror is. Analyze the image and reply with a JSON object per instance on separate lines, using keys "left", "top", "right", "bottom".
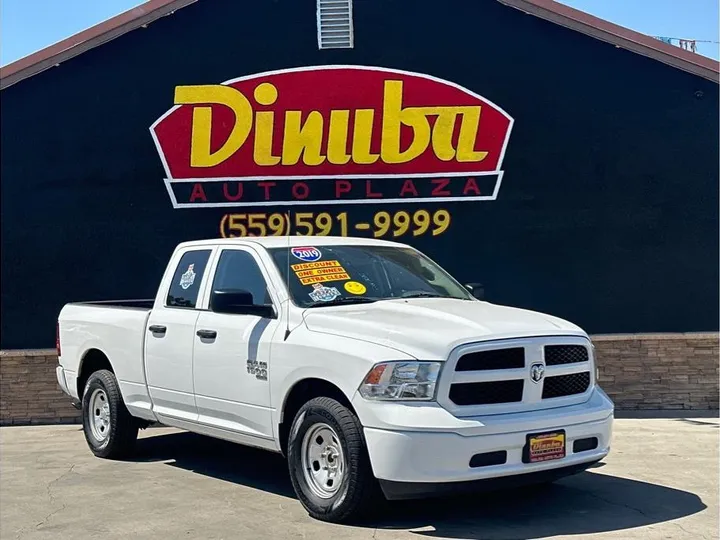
{"left": 210, "top": 289, "right": 276, "bottom": 318}
{"left": 464, "top": 282, "right": 485, "bottom": 300}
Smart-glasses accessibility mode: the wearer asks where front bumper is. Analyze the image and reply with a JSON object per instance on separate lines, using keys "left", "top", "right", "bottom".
{"left": 355, "top": 387, "right": 613, "bottom": 494}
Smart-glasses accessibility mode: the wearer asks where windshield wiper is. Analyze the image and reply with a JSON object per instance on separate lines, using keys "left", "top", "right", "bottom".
{"left": 399, "top": 292, "right": 445, "bottom": 299}
{"left": 306, "top": 297, "right": 379, "bottom": 308}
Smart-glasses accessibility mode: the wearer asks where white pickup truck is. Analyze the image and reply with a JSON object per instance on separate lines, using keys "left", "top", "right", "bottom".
{"left": 56, "top": 236, "right": 613, "bottom": 523}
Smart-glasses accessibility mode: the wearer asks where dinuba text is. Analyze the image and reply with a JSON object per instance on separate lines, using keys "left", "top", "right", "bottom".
{"left": 219, "top": 210, "right": 451, "bottom": 239}
{"left": 176, "top": 81, "right": 487, "bottom": 168}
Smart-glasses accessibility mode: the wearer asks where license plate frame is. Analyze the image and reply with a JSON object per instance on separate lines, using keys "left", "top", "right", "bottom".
{"left": 522, "top": 430, "right": 566, "bottom": 464}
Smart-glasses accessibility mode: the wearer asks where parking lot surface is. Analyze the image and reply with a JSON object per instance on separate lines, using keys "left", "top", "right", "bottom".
{"left": 1, "top": 418, "right": 717, "bottom": 540}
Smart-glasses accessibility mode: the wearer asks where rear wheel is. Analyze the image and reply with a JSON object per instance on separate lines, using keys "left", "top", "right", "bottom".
{"left": 81, "top": 369, "right": 138, "bottom": 459}
{"left": 287, "top": 397, "right": 378, "bottom": 523}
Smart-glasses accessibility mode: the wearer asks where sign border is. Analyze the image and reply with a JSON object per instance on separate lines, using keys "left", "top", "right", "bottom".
{"left": 150, "top": 64, "right": 515, "bottom": 209}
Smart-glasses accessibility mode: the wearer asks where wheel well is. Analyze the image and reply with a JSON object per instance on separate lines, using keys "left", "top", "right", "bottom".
{"left": 279, "top": 378, "right": 355, "bottom": 457}
{"left": 77, "top": 349, "right": 113, "bottom": 398}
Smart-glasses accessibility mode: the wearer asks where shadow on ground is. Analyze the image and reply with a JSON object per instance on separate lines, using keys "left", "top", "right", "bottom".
{"left": 134, "top": 430, "right": 707, "bottom": 539}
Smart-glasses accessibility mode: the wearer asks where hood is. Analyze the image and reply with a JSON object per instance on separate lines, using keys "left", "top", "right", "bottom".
{"left": 302, "top": 298, "right": 587, "bottom": 360}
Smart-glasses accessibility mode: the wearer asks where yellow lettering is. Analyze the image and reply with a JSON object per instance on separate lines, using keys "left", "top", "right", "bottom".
{"left": 174, "top": 85, "right": 252, "bottom": 168}
{"left": 351, "top": 109, "right": 379, "bottom": 164}
{"left": 430, "top": 108, "right": 460, "bottom": 162}
{"left": 253, "top": 83, "right": 281, "bottom": 166}
{"left": 327, "top": 110, "right": 351, "bottom": 165}
{"left": 174, "top": 79, "right": 488, "bottom": 170}
{"left": 282, "top": 111, "right": 326, "bottom": 166}
{"left": 426, "top": 105, "right": 487, "bottom": 163}
{"left": 254, "top": 112, "right": 280, "bottom": 166}
{"left": 456, "top": 107, "right": 488, "bottom": 162}
{"left": 381, "top": 80, "right": 431, "bottom": 164}
{"left": 254, "top": 83, "right": 277, "bottom": 106}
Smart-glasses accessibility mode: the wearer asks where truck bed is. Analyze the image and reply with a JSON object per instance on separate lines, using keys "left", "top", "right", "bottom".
{"left": 58, "top": 302, "right": 154, "bottom": 407}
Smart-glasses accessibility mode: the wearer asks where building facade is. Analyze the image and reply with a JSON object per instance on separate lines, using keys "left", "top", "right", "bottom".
{"left": 1, "top": 0, "right": 718, "bottom": 349}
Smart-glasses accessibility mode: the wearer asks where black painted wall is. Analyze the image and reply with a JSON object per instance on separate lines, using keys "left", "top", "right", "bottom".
{"left": 1, "top": 0, "right": 718, "bottom": 349}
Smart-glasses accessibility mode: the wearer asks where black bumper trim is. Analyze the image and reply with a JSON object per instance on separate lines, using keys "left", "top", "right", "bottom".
{"left": 378, "top": 459, "right": 600, "bottom": 500}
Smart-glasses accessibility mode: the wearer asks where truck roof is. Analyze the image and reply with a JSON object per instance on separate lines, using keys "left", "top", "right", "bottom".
{"left": 176, "top": 236, "right": 410, "bottom": 250}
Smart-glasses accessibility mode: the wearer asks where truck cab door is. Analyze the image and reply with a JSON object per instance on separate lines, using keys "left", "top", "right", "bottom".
{"left": 192, "top": 247, "right": 280, "bottom": 440}
{"left": 144, "top": 247, "right": 215, "bottom": 423}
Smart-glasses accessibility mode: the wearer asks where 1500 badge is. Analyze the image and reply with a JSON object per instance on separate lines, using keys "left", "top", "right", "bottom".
{"left": 247, "top": 359, "right": 268, "bottom": 381}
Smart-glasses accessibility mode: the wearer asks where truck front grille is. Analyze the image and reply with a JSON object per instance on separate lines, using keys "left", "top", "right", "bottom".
{"left": 449, "top": 380, "right": 524, "bottom": 406}
{"left": 544, "top": 345, "right": 588, "bottom": 365}
{"left": 542, "top": 372, "right": 591, "bottom": 399}
{"left": 439, "top": 336, "right": 594, "bottom": 416}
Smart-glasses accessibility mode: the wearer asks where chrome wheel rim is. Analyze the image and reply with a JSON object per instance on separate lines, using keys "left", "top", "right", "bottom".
{"left": 301, "top": 423, "right": 346, "bottom": 499}
{"left": 89, "top": 388, "right": 111, "bottom": 442}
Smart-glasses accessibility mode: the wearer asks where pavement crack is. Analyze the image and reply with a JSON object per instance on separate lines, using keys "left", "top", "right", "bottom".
{"left": 46, "top": 464, "right": 76, "bottom": 502}
{"left": 673, "top": 521, "right": 708, "bottom": 539}
{"left": 35, "top": 464, "right": 76, "bottom": 529}
{"left": 586, "top": 495, "right": 708, "bottom": 540}
{"left": 35, "top": 504, "right": 67, "bottom": 530}
{"left": 585, "top": 491, "right": 651, "bottom": 518}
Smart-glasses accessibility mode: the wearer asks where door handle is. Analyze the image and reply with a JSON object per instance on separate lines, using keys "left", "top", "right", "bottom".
{"left": 149, "top": 325, "right": 166, "bottom": 334}
{"left": 196, "top": 329, "right": 217, "bottom": 339}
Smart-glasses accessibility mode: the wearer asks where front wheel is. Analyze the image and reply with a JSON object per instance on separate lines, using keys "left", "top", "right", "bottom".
{"left": 287, "top": 397, "right": 378, "bottom": 523}
{"left": 81, "top": 369, "right": 138, "bottom": 459}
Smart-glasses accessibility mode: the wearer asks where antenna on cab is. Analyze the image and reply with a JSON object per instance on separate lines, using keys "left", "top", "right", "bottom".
{"left": 283, "top": 209, "right": 292, "bottom": 341}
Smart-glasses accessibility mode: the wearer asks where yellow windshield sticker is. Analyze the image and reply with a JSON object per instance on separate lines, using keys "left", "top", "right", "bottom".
{"left": 300, "top": 273, "right": 350, "bottom": 285}
{"left": 295, "top": 266, "right": 348, "bottom": 278}
{"left": 291, "top": 260, "right": 341, "bottom": 271}
{"left": 344, "top": 281, "right": 367, "bottom": 295}
{"left": 292, "top": 259, "right": 350, "bottom": 286}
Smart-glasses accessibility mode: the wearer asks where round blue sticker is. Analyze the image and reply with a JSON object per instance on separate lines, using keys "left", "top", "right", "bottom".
{"left": 291, "top": 246, "right": 322, "bottom": 262}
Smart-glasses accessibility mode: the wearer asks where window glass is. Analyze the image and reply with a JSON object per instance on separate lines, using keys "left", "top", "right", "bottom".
{"left": 166, "top": 250, "right": 212, "bottom": 308}
{"left": 212, "top": 250, "right": 271, "bottom": 305}
{"left": 268, "top": 245, "right": 473, "bottom": 308}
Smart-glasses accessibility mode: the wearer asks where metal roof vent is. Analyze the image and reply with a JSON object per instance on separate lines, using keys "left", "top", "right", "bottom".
{"left": 317, "top": 0, "right": 354, "bottom": 49}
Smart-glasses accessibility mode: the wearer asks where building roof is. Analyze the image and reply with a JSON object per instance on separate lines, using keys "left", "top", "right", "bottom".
{"left": 0, "top": 0, "right": 198, "bottom": 90}
{"left": 498, "top": 0, "right": 719, "bottom": 83}
{"left": 0, "top": 0, "right": 718, "bottom": 90}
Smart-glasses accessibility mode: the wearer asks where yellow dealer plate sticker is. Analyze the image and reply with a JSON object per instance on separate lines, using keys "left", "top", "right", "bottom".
{"left": 526, "top": 431, "right": 566, "bottom": 463}
{"left": 344, "top": 281, "right": 367, "bottom": 295}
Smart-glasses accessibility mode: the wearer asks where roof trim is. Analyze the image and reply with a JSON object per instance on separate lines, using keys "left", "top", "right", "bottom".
{"left": 0, "top": 0, "right": 717, "bottom": 90}
{"left": 498, "top": 0, "right": 719, "bottom": 83}
{"left": 0, "top": 0, "right": 198, "bottom": 90}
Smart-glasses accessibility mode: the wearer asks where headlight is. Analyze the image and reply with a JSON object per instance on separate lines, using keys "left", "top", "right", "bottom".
{"left": 358, "top": 361, "right": 441, "bottom": 401}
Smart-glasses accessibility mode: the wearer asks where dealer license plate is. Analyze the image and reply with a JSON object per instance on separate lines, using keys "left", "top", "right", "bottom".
{"left": 524, "top": 430, "right": 566, "bottom": 463}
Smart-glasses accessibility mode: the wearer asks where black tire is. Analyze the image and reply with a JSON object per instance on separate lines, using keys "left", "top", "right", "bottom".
{"left": 287, "top": 397, "right": 378, "bottom": 523}
{"left": 81, "top": 369, "right": 138, "bottom": 459}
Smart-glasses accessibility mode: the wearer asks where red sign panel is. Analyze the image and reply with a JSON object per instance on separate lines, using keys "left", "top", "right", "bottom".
{"left": 150, "top": 65, "right": 514, "bottom": 207}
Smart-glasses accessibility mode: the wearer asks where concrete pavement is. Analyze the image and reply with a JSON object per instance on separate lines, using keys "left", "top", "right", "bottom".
{"left": 1, "top": 418, "right": 718, "bottom": 540}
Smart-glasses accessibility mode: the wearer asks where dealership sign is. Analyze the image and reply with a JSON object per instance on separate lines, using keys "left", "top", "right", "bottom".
{"left": 150, "top": 65, "right": 514, "bottom": 208}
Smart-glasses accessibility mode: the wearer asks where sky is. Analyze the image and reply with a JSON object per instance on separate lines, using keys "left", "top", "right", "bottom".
{"left": 0, "top": 0, "right": 718, "bottom": 66}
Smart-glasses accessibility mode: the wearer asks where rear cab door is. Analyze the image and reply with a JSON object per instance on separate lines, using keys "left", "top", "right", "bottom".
{"left": 144, "top": 245, "right": 217, "bottom": 422}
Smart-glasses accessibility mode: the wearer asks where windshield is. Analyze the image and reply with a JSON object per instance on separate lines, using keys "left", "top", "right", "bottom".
{"left": 268, "top": 244, "right": 474, "bottom": 308}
